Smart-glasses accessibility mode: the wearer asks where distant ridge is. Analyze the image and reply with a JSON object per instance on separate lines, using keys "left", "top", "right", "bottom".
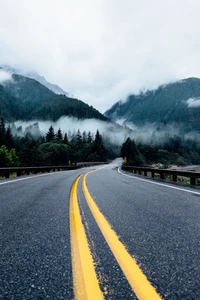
{"left": 0, "top": 64, "right": 71, "bottom": 96}
{"left": 105, "top": 78, "right": 200, "bottom": 132}
{"left": 0, "top": 70, "right": 107, "bottom": 122}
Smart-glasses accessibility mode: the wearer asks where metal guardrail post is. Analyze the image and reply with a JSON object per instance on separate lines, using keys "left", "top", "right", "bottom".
{"left": 160, "top": 172, "right": 165, "bottom": 180}
{"left": 190, "top": 177, "right": 196, "bottom": 186}
{"left": 172, "top": 174, "right": 177, "bottom": 182}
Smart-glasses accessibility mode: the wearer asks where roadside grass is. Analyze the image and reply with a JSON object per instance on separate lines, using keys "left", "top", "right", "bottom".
{"left": 0, "top": 172, "right": 17, "bottom": 179}
{"left": 177, "top": 176, "right": 190, "bottom": 185}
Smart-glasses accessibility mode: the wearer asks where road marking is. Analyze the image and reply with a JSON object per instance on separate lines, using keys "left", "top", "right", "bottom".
{"left": 118, "top": 167, "right": 200, "bottom": 196}
{"left": 70, "top": 175, "right": 104, "bottom": 300}
{"left": 0, "top": 169, "right": 84, "bottom": 186}
{"left": 82, "top": 172, "right": 162, "bottom": 300}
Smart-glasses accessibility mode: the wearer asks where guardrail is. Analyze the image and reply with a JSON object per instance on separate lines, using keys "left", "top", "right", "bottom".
{"left": 0, "top": 162, "right": 107, "bottom": 179}
{"left": 121, "top": 165, "right": 200, "bottom": 186}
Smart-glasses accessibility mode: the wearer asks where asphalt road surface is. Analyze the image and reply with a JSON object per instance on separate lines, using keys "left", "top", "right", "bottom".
{"left": 1, "top": 159, "right": 200, "bottom": 299}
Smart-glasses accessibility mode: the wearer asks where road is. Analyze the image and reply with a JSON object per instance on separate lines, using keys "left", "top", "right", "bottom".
{"left": 1, "top": 159, "right": 200, "bottom": 299}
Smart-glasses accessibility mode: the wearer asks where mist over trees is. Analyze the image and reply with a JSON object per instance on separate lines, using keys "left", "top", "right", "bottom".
{"left": 1, "top": 115, "right": 200, "bottom": 168}
{"left": 0, "top": 117, "right": 111, "bottom": 167}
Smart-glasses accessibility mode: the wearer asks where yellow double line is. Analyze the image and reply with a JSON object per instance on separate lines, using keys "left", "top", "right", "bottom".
{"left": 70, "top": 171, "right": 162, "bottom": 300}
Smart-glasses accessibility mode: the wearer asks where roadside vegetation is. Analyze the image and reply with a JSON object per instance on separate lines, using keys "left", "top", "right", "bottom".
{"left": 121, "top": 137, "right": 200, "bottom": 167}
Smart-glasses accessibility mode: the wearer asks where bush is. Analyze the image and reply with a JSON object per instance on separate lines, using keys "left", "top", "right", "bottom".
{"left": 0, "top": 145, "right": 20, "bottom": 167}
{"left": 37, "top": 143, "right": 71, "bottom": 165}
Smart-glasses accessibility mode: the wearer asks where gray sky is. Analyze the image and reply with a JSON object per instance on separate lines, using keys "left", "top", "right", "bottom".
{"left": 1, "top": 0, "right": 200, "bottom": 112}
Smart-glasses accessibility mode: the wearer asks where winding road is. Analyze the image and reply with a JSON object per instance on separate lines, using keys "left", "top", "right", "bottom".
{"left": 1, "top": 159, "right": 200, "bottom": 299}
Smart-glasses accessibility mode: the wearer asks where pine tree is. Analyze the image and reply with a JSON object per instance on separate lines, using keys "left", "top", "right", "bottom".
{"left": 91, "top": 130, "right": 107, "bottom": 161}
{"left": 87, "top": 131, "right": 93, "bottom": 144}
{"left": 56, "top": 128, "right": 63, "bottom": 143}
{"left": 0, "top": 117, "right": 6, "bottom": 146}
{"left": 46, "top": 125, "right": 55, "bottom": 142}
{"left": 76, "top": 130, "right": 83, "bottom": 147}
{"left": 121, "top": 137, "right": 144, "bottom": 166}
{"left": 82, "top": 131, "right": 87, "bottom": 144}
{"left": 5, "top": 127, "right": 14, "bottom": 149}
{"left": 63, "top": 133, "right": 69, "bottom": 144}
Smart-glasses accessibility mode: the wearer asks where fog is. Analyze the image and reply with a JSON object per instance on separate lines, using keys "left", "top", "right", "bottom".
{"left": 186, "top": 98, "right": 200, "bottom": 108}
{"left": 13, "top": 117, "right": 130, "bottom": 145}
{"left": 0, "top": 69, "right": 12, "bottom": 84}
{"left": 10, "top": 116, "right": 200, "bottom": 147}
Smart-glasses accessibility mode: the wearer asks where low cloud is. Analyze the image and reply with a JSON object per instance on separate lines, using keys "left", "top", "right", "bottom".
{"left": 116, "top": 119, "right": 183, "bottom": 144}
{"left": 13, "top": 117, "right": 130, "bottom": 145}
{"left": 11, "top": 116, "right": 200, "bottom": 147}
{"left": 186, "top": 98, "right": 200, "bottom": 108}
{"left": 0, "top": 69, "right": 12, "bottom": 84}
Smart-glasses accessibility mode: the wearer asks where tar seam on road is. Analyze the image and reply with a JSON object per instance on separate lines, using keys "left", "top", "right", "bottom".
{"left": 69, "top": 174, "right": 104, "bottom": 300}
{"left": 118, "top": 167, "right": 200, "bottom": 196}
{"left": 82, "top": 171, "right": 162, "bottom": 300}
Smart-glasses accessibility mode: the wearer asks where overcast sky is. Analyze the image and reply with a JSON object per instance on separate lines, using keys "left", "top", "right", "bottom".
{"left": 1, "top": 0, "right": 200, "bottom": 112}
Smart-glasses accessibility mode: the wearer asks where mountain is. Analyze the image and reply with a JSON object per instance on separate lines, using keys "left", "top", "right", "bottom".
{"left": 105, "top": 78, "right": 200, "bottom": 132}
{"left": 0, "top": 85, "right": 14, "bottom": 120}
{"left": 0, "top": 71, "right": 107, "bottom": 122}
{"left": 0, "top": 64, "right": 71, "bottom": 96}
{"left": 22, "top": 71, "right": 71, "bottom": 97}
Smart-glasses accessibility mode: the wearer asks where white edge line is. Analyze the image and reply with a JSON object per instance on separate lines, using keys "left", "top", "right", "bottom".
{"left": 0, "top": 169, "right": 81, "bottom": 186}
{"left": 118, "top": 167, "right": 200, "bottom": 196}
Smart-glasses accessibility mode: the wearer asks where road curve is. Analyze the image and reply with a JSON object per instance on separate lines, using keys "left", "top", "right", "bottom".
{"left": 1, "top": 160, "right": 200, "bottom": 299}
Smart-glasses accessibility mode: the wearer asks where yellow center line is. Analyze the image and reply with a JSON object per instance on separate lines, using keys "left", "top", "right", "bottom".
{"left": 82, "top": 171, "right": 162, "bottom": 300}
{"left": 70, "top": 174, "right": 104, "bottom": 300}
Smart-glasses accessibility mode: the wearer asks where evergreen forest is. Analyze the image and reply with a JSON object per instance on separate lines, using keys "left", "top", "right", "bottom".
{"left": 1, "top": 116, "right": 200, "bottom": 168}
{"left": 105, "top": 77, "right": 200, "bottom": 132}
{"left": 121, "top": 137, "right": 200, "bottom": 167}
{"left": 0, "top": 117, "right": 108, "bottom": 167}
{"left": 0, "top": 73, "right": 107, "bottom": 122}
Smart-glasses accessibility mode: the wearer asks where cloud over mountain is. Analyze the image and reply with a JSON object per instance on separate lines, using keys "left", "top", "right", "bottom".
{"left": 1, "top": 0, "right": 200, "bottom": 112}
{"left": 0, "top": 69, "right": 12, "bottom": 84}
{"left": 186, "top": 98, "right": 200, "bottom": 108}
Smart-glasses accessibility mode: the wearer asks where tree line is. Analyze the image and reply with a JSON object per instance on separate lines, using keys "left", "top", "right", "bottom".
{"left": 0, "top": 117, "right": 107, "bottom": 167}
{"left": 121, "top": 136, "right": 200, "bottom": 167}
{"left": 1, "top": 116, "right": 200, "bottom": 168}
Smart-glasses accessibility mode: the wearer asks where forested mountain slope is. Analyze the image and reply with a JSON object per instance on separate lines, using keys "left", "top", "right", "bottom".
{"left": 0, "top": 73, "right": 107, "bottom": 122}
{"left": 105, "top": 78, "right": 200, "bottom": 132}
